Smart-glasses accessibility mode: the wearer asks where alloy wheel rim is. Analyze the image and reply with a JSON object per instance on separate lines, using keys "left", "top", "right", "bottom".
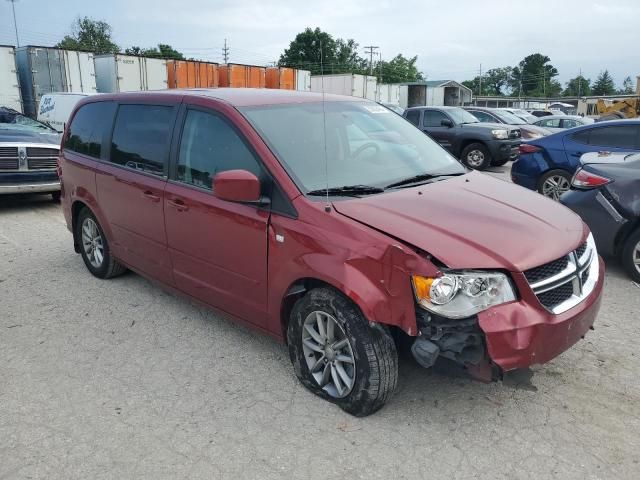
{"left": 301, "top": 311, "right": 356, "bottom": 398}
{"left": 633, "top": 241, "right": 640, "bottom": 275}
{"left": 542, "top": 175, "right": 570, "bottom": 201}
{"left": 467, "top": 150, "right": 484, "bottom": 168}
{"left": 81, "top": 218, "right": 104, "bottom": 268}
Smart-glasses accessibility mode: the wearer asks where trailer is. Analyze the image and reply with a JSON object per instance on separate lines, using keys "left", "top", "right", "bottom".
{"left": 219, "top": 64, "right": 266, "bottom": 88}
{"left": 15, "top": 46, "right": 97, "bottom": 117}
{"left": 377, "top": 83, "right": 401, "bottom": 105}
{"left": 94, "top": 54, "right": 168, "bottom": 93}
{"left": 167, "top": 59, "right": 219, "bottom": 89}
{"left": 310, "top": 74, "right": 377, "bottom": 100}
{"left": 0, "top": 45, "right": 21, "bottom": 112}
{"left": 265, "top": 67, "right": 295, "bottom": 90}
{"left": 296, "top": 69, "right": 311, "bottom": 91}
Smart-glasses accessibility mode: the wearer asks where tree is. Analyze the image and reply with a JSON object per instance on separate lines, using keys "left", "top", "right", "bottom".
{"left": 483, "top": 67, "right": 512, "bottom": 96}
{"left": 618, "top": 76, "right": 635, "bottom": 95}
{"left": 279, "top": 27, "right": 366, "bottom": 75}
{"left": 563, "top": 75, "right": 591, "bottom": 96}
{"left": 56, "top": 17, "right": 119, "bottom": 54}
{"left": 462, "top": 77, "right": 487, "bottom": 96}
{"left": 126, "top": 44, "right": 184, "bottom": 59}
{"left": 377, "top": 54, "right": 423, "bottom": 83}
{"left": 509, "top": 54, "right": 558, "bottom": 97}
{"left": 592, "top": 70, "right": 616, "bottom": 96}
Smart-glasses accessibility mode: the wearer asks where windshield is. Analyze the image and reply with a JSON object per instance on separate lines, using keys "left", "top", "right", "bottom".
{"left": 0, "top": 112, "right": 56, "bottom": 133}
{"left": 494, "top": 110, "right": 526, "bottom": 125}
{"left": 241, "top": 101, "right": 465, "bottom": 193}
{"left": 447, "top": 107, "right": 479, "bottom": 124}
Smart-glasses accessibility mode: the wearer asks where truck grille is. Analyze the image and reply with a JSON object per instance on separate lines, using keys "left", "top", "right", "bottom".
{"left": 28, "top": 158, "right": 58, "bottom": 170}
{"left": 26, "top": 147, "right": 59, "bottom": 158}
{"left": 524, "top": 237, "right": 598, "bottom": 314}
{"left": 0, "top": 147, "right": 19, "bottom": 157}
{"left": 0, "top": 145, "right": 59, "bottom": 171}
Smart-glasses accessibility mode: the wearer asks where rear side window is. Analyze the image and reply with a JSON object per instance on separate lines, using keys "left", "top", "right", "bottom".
{"left": 405, "top": 109, "right": 420, "bottom": 126}
{"left": 176, "top": 109, "right": 263, "bottom": 190}
{"left": 65, "top": 102, "right": 116, "bottom": 159}
{"left": 110, "top": 105, "right": 174, "bottom": 176}
{"left": 571, "top": 130, "right": 590, "bottom": 144}
{"left": 563, "top": 119, "right": 579, "bottom": 128}
{"left": 423, "top": 110, "right": 447, "bottom": 127}
{"left": 468, "top": 111, "right": 494, "bottom": 123}
{"left": 588, "top": 126, "right": 638, "bottom": 148}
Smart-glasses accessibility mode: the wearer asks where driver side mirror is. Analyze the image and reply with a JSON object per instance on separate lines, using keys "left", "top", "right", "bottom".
{"left": 441, "top": 119, "right": 454, "bottom": 128}
{"left": 213, "top": 169, "right": 266, "bottom": 204}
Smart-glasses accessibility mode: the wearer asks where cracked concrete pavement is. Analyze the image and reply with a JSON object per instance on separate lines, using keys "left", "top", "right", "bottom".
{"left": 1, "top": 166, "right": 639, "bottom": 479}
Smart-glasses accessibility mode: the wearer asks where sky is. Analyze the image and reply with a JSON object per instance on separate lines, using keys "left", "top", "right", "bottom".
{"left": 1, "top": 0, "right": 639, "bottom": 89}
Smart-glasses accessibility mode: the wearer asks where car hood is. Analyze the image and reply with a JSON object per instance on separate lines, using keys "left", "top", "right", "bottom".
{"left": 0, "top": 128, "right": 61, "bottom": 144}
{"left": 333, "top": 171, "right": 586, "bottom": 272}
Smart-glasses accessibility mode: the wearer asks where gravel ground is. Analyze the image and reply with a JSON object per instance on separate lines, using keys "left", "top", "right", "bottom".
{"left": 1, "top": 167, "right": 639, "bottom": 479}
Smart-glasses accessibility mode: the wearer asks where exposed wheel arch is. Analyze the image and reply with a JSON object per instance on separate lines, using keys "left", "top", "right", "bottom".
{"left": 71, "top": 200, "right": 90, "bottom": 253}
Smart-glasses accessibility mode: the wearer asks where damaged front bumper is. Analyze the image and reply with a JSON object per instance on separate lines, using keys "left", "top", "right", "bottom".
{"left": 411, "top": 256, "right": 605, "bottom": 379}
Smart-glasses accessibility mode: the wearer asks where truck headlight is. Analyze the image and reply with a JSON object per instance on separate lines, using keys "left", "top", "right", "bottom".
{"left": 491, "top": 129, "right": 509, "bottom": 139}
{"left": 412, "top": 271, "right": 516, "bottom": 319}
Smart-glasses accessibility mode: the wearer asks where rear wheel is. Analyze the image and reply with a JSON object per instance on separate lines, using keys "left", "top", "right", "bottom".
{"left": 287, "top": 287, "right": 398, "bottom": 417}
{"left": 76, "top": 208, "right": 127, "bottom": 279}
{"left": 461, "top": 143, "right": 491, "bottom": 170}
{"left": 621, "top": 229, "right": 640, "bottom": 282}
{"left": 538, "top": 169, "right": 571, "bottom": 200}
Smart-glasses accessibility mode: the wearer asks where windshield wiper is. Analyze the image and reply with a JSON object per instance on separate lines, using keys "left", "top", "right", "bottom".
{"left": 385, "top": 172, "right": 464, "bottom": 189}
{"left": 307, "top": 185, "right": 385, "bottom": 197}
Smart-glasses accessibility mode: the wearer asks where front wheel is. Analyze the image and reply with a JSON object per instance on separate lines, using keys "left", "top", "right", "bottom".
{"left": 287, "top": 287, "right": 398, "bottom": 417}
{"left": 538, "top": 169, "right": 571, "bottom": 200}
{"left": 621, "top": 229, "right": 640, "bottom": 282}
{"left": 461, "top": 143, "right": 491, "bottom": 170}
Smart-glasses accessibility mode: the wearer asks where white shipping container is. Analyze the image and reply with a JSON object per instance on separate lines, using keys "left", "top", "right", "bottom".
{"left": 15, "top": 46, "right": 97, "bottom": 117}
{"left": 0, "top": 45, "right": 21, "bottom": 111}
{"left": 377, "top": 84, "right": 401, "bottom": 104}
{"left": 95, "top": 54, "right": 168, "bottom": 93}
{"left": 310, "top": 74, "right": 375, "bottom": 99}
{"left": 295, "top": 69, "right": 311, "bottom": 91}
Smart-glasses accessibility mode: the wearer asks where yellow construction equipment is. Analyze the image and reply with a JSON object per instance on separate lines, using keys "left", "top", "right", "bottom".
{"left": 596, "top": 98, "right": 640, "bottom": 120}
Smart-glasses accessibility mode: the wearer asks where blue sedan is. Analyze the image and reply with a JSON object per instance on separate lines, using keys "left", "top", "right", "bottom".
{"left": 511, "top": 120, "right": 640, "bottom": 200}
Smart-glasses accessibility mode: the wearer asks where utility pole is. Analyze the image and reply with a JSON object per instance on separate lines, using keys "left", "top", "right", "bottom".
{"left": 478, "top": 63, "right": 482, "bottom": 96}
{"left": 222, "top": 38, "right": 229, "bottom": 64}
{"left": 577, "top": 68, "right": 582, "bottom": 97}
{"left": 7, "top": 0, "right": 20, "bottom": 47}
{"left": 364, "top": 46, "right": 379, "bottom": 75}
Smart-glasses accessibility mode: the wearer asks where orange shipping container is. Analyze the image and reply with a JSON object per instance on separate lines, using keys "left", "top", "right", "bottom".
{"left": 219, "top": 64, "right": 266, "bottom": 88}
{"left": 265, "top": 67, "right": 296, "bottom": 90}
{"left": 167, "top": 60, "right": 218, "bottom": 89}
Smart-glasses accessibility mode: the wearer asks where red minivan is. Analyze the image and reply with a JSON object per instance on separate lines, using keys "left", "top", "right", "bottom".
{"left": 60, "top": 89, "right": 604, "bottom": 416}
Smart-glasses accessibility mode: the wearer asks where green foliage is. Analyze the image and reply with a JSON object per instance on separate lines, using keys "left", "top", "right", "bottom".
{"left": 510, "top": 54, "right": 558, "bottom": 97}
{"left": 376, "top": 54, "right": 423, "bottom": 83}
{"left": 592, "top": 70, "right": 617, "bottom": 96}
{"left": 618, "top": 76, "right": 635, "bottom": 95}
{"left": 463, "top": 67, "right": 512, "bottom": 96}
{"left": 125, "top": 44, "right": 184, "bottom": 59}
{"left": 563, "top": 75, "right": 591, "bottom": 96}
{"left": 56, "top": 17, "right": 119, "bottom": 54}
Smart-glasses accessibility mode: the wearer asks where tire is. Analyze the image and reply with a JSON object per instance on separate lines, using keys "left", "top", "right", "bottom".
{"left": 76, "top": 207, "right": 127, "bottom": 279}
{"left": 461, "top": 143, "right": 491, "bottom": 170}
{"left": 537, "top": 169, "right": 572, "bottom": 201}
{"left": 620, "top": 228, "right": 640, "bottom": 283}
{"left": 51, "top": 191, "right": 61, "bottom": 202}
{"left": 287, "top": 287, "right": 398, "bottom": 417}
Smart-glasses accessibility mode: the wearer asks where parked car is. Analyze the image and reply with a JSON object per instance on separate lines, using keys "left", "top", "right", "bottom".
{"left": 533, "top": 115, "right": 595, "bottom": 133}
{"left": 464, "top": 106, "right": 551, "bottom": 140}
{"left": 0, "top": 107, "right": 62, "bottom": 200}
{"left": 561, "top": 151, "right": 640, "bottom": 282}
{"left": 528, "top": 110, "right": 557, "bottom": 118}
{"left": 37, "top": 92, "right": 96, "bottom": 132}
{"left": 403, "top": 106, "right": 521, "bottom": 169}
{"left": 511, "top": 120, "right": 640, "bottom": 200}
{"left": 498, "top": 108, "right": 538, "bottom": 124}
{"left": 60, "top": 90, "right": 603, "bottom": 416}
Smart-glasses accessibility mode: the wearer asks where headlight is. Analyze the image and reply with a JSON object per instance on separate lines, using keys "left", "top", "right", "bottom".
{"left": 412, "top": 271, "right": 516, "bottom": 319}
{"left": 491, "top": 129, "right": 509, "bottom": 139}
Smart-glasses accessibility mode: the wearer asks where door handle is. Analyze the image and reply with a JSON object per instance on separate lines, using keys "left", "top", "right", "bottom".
{"left": 142, "top": 190, "right": 160, "bottom": 202}
{"left": 167, "top": 198, "right": 189, "bottom": 212}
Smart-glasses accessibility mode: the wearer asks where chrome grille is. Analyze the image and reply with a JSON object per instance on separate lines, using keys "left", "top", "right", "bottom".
{"left": 0, "top": 147, "right": 19, "bottom": 157}
{"left": 0, "top": 158, "right": 19, "bottom": 170}
{"left": 26, "top": 147, "right": 58, "bottom": 158}
{"left": 27, "top": 158, "right": 58, "bottom": 170}
{"left": 526, "top": 237, "right": 598, "bottom": 314}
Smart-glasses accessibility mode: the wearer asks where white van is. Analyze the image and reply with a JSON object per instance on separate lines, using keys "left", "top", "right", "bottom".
{"left": 37, "top": 92, "right": 97, "bottom": 132}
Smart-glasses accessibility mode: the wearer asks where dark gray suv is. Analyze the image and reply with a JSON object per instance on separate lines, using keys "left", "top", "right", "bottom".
{"left": 403, "top": 106, "right": 521, "bottom": 170}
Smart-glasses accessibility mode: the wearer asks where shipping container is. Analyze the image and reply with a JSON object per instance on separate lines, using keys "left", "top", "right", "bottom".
{"left": 265, "top": 67, "right": 295, "bottom": 90}
{"left": 167, "top": 59, "right": 218, "bottom": 89}
{"left": 15, "top": 46, "right": 97, "bottom": 117}
{"left": 296, "top": 69, "right": 311, "bottom": 91}
{"left": 377, "top": 83, "right": 401, "bottom": 104}
{"left": 219, "top": 64, "right": 266, "bottom": 88}
{"left": 398, "top": 84, "right": 427, "bottom": 109}
{"left": 310, "top": 74, "right": 377, "bottom": 100}
{"left": 0, "top": 45, "right": 21, "bottom": 112}
{"left": 94, "top": 54, "right": 167, "bottom": 93}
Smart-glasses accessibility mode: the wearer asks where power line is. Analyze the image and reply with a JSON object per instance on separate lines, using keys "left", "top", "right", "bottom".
{"left": 363, "top": 45, "right": 378, "bottom": 76}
